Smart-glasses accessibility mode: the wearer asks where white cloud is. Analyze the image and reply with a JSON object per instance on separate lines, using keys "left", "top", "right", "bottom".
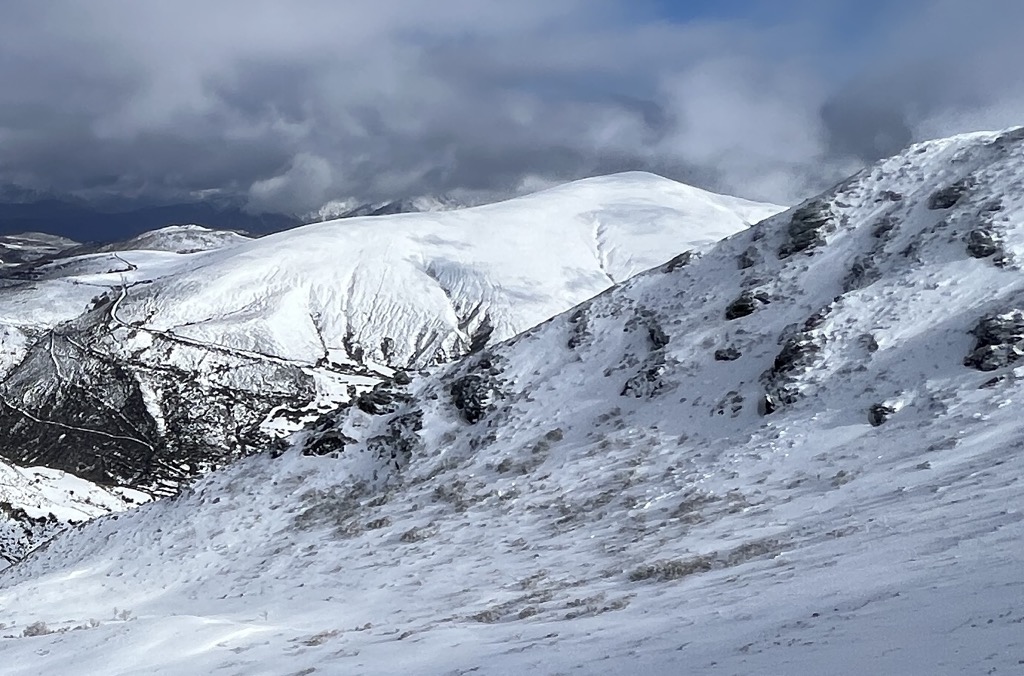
{"left": 247, "top": 153, "right": 333, "bottom": 214}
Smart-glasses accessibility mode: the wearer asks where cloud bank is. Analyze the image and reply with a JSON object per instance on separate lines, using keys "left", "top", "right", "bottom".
{"left": 0, "top": 0, "right": 1022, "bottom": 217}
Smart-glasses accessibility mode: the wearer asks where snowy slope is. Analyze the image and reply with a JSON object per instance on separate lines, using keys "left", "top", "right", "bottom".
{"left": 114, "top": 172, "right": 780, "bottom": 367}
{"left": 0, "top": 233, "right": 78, "bottom": 265}
{"left": 0, "top": 250, "right": 205, "bottom": 342}
{"left": 92, "top": 224, "right": 251, "bottom": 254}
{"left": 0, "top": 226, "right": 251, "bottom": 374}
{"left": 1, "top": 130, "right": 1022, "bottom": 674}
{"left": 0, "top": 172, "right": 780, "bottom": 494}
{"left": 0, "top": 464, "right": 147, "bottom": 568}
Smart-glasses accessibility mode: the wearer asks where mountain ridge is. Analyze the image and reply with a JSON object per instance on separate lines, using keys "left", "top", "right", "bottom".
{"left": 0, "top": 172, "right": 780, "bottom": 549}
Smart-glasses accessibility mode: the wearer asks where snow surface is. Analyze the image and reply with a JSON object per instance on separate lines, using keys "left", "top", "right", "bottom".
{"left": 101, "top": 172, "right": 778, "bottom": 371}
{"left": 0, "top": 132, "right": 1022, "bottom": 673}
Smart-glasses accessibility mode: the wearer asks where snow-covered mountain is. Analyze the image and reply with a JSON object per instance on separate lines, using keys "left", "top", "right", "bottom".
{"left": 112, "top": 172, "right": 778, "bottom": 368}
{"left": 1, "top": 130, "right": 1022, "bottom": 674}
{"left": 0, "top": 173, "right": 778, "bottom": 527}
{"left": 0, "top": 232, "right": 78, "bottom": 265}
{"left": 90, "top": 224, "right": 252, "bottom": 254}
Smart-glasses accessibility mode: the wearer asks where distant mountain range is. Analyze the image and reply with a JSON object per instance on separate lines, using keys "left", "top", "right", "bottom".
{"left": 0, "top": 189, "right": 490, "bottom": 245}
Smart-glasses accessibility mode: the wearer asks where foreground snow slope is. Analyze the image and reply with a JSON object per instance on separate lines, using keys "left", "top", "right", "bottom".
{"left": 5, "top": 133, "right": 1024, "bottom": 673}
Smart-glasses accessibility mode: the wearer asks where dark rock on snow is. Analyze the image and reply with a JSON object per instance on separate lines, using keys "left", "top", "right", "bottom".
{"left": 965, "top": 227, "right": 1002, "bottom": 259}
{"left": 725, "top": 292, "right": 759, "bottom": 320}
{"left": 928, "top": 181, "right": 971, "bottom": 210}
{"left": 779, "top": 201, "right": 834, "bottom": 258}
{"left": 714, "top": 347, "right": 742, "bottom": 362}
{"left": 964, "top": 310, "right": 1024, "bottom": 371}
{"left": 868, "top": 403, "right": 896, "bottom": 427}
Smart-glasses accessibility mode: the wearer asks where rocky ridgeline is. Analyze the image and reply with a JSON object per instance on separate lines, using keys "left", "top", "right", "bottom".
{"left": 289, "top": 128, "right": 1024, "bottom": 480}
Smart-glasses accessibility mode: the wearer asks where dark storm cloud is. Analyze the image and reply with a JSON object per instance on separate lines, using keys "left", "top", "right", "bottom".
{"left": 815, "top": 0, "right": 1024, "bottom": 165}
{"left": 0, "top": 0, "right": 1022, "bottom": 216}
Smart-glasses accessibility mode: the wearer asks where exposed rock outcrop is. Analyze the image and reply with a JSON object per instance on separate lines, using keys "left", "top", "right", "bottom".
{"left": 964, "top": 311, "right": 1024, "bottom": 371}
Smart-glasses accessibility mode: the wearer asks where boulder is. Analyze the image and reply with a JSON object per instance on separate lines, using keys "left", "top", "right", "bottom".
{"left": 737, "top": 246, "right": 761, "bottom": 269}
{"left": 868, "top": 403, "right": 896, "bottom": 427}
{"left": 662, "top": 251, "right": 695, "bottom": 273}
{"left": 714, "top": 347, "right": 742, "bottom": 362}
{"left": 779, "top": 201, "right": 833, "bottom": 258}
{"left": 648, "top": 323, "right": 670, "bottom": 350}
{"left": 963, "top": 310, "right": 1024, "bottom": 371}
{"left": 302, "top": 429, "right": 356, "bottom": 456}
{"left": 356, "top": 389, "right": 399, "bottom": 415}
{"left": 928, "top": 181, "right": 970, "bottom": 210}
{"left": 450, "top": 374, "right": 494, "bottom": 423}
{"left": 621, "top": 360, "right": 667, "bottom": 398}
{"left": 760, "top": 332, "right": 823, "bottom": 406}
{"left": 725, "top": 293, "right": 759, "bottom": 320}
{"left": 757, "top": 393, "right": 778, "bottom": 416}
{"left": 965, "top": 227, "right": 1001, "bottom": 259}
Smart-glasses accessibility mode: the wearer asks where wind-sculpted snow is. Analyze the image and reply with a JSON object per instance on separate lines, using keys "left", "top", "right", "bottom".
{"left": 1, "top": 131, "right": 1023, "bottom": 674}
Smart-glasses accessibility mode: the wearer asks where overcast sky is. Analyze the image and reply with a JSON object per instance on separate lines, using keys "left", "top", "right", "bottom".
{"left": 1, "top": 0, "right": 1022, "bottom": 217}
